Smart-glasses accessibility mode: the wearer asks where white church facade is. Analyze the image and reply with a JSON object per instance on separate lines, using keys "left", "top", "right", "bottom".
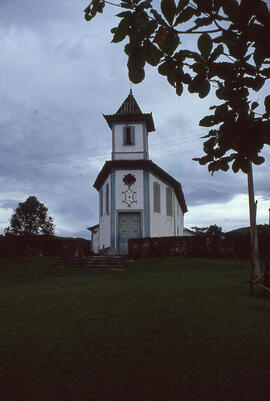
{"left": 88, "top": 90, "right": 187, "bottom": 254}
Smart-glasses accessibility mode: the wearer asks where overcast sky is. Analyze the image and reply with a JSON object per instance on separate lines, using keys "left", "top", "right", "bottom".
{"left": 0, "top": 0, "right": 269, "bottom": 239}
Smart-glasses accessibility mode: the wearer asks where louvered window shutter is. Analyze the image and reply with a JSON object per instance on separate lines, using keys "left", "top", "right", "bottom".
{"left": 100, "top": 189, "right": 103, "bottom": 217}
{"left": 153, "top": 182, "right": 160, "bottom": 213}
{"left": 131, "top": 127, "right": 135, "bottom": 145}
{"left": 123, "top": 127, "right": 126, "bottom": 145}
{"left": 106, "top": 183, "right": 109, "bottom": 215}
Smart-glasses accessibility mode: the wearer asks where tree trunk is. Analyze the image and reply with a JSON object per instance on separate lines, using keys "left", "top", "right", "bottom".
{"left": 247, "top": 162, "right": 260, "bottom": 294}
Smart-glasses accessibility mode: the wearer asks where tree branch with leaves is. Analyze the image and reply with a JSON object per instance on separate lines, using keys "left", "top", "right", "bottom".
{"left": 84, "top": 0, "right": 270, "bottom": 284}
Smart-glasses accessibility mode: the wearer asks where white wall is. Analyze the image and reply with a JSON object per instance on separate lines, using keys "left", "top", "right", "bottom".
{"left": 149, "top": 173, "right": 184, "bottom": 237}
{"left": 98, "top": 168, "right": 185, "bottom": 250}
{"left": 175, "top": 198, "right": 184, "bottom": 236}
{"left": 113, "top": 123, "right": 146, "bottom": 160}
{"left": 115, "top": 170, "right": 144, "bottom": 210}
{"left": 99, "top": 176, "right": 111, "bottom": 249}
{"left": 91, "top": 227, "right": 100, "bottom": 254}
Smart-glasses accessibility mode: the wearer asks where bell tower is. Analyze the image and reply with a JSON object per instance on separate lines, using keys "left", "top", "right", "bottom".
{"left": 103, "top": 90, "right": 155, "bottom": 160}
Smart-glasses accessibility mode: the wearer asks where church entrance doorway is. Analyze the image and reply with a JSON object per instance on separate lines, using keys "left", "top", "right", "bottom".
{"left": 118, "top": 212, "right": 141, "bottom": 253}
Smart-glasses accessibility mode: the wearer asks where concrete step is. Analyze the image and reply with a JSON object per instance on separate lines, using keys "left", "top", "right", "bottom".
{"left": 65, "top": 255, "right": 133, "bottom": 269}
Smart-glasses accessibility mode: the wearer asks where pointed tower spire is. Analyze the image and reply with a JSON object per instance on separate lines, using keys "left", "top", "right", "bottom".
{"left": 103, "top": 90, "right": 155, "bottom": 132}
{"left": 116, "top": 90, "right": 143, "bottom": 116}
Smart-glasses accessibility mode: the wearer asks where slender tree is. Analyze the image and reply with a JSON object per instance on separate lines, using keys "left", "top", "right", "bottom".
{"left": 84, "top": 0, "right": 270, "bottom": 286}
{"left": 5, "top": 196, "right": 55, "bottom": 236}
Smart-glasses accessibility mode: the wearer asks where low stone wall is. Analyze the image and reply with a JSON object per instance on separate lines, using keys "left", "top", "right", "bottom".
{"left": 128, "top": 234, "right": 269, "bottom": 259}
{"left": 0, "top": 234, "right": 91, "bottom": 259}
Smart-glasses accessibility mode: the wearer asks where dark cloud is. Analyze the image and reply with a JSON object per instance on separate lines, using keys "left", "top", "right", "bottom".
{"left": 186, "top": 188, "right": 234, "bottom": 206}
{"left": 0, "top": 0, "right": 269, "bottom": 238}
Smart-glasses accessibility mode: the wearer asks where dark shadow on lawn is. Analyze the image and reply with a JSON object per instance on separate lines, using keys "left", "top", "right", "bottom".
{"left": 251, "top": 305, "right": 270, "bottom": 313}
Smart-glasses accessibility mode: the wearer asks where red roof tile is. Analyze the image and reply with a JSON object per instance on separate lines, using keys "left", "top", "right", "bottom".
{"left": 103, "top": 90, "right": 155, "bottom": 133}
{"left": 116, "top": 89, "right": 143, "bottom": 115}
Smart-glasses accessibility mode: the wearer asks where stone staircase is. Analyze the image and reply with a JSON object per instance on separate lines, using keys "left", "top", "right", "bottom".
{"left": 68, "top": 255, "right": 133, "bottom": 269}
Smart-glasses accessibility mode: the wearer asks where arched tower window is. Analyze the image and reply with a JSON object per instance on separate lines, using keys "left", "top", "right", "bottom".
{"left": 123, "top": 126, "right": 135, "bottom": 146}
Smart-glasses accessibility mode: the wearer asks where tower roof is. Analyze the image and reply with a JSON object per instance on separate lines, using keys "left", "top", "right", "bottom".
{"left": 116, "top": 89, "right": 143, "bottom": 115}
{"left": 103, "top": 90, "right": 155, "bottom": 133}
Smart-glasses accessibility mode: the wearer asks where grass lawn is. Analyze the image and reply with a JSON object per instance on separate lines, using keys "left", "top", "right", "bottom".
{"left": 0, "top": 256, "right": 270, "bottom": 401}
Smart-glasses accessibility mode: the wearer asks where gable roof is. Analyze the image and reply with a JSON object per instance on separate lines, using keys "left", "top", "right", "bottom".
{"left": 103, "top": 90, "right": 155, "bottom": 133}
{"left": 87, "top": 224, "right": 99, "bottom": 232}
{"left": 183, "top": 228, "right": 196, "bottom": 235}
{"left": 93, "top": 159, "right": 188, "bottom": 213}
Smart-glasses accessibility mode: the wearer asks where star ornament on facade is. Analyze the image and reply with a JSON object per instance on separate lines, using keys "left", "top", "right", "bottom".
{"left": 121, "top": 187, "right": 137, "bottom": 207}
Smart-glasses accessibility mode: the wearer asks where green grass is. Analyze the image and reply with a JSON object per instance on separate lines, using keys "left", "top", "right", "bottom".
{"left": 1, "top": 257, "right": 270, "bottom": 401}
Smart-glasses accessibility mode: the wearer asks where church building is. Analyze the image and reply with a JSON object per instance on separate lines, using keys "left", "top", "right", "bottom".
{"left": 88, "top": 90, "right": 187, "bottom": 254}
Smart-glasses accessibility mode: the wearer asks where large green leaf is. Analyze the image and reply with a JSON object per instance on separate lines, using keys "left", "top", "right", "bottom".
{"left": 144, "top": 41, "right": 163, "bottom": 66}
{"left": 167, "top": 65, "right": 177, "bottom": 86}
{"left": 128, "top": 55, "right": 145, "bottom": 83}
{"left": 128, "top": 67, "right": 145, "bottom": 84}
{"left": 265, "top": 95, "right": 270, "bottom": 115}
{"left": 232, "top": 159, "right": 240, "bottom": 173}
{"left": 116, "top": 11, "right": 132, "bottom": 18}
{"left": 251, "top": 101, "right": 259, "bottom": 110}
{"left": 215, "top": 103, "right": 229, "bottom": 117}
{"left": 216, "top": 87, "right": 229, "bottom": 100}
{"left": 252, "top": 155, "right": 265, "bottom": 165}
{"left": 176, "top": 0, "right": 189, "bottom": 13}
{"left": 208, "top": 44, "right": 223, "bottom": 63}
{"left": 111, "top": 18, "right": 130, "bottom": 43}
{"left": 127, "top": 46, "right": 146, "bottom": 71}
{"left": 253, "top": 46, "right": 265, "bottom": 67}
{"left": 161, "top": 0, "right": 177, "bottom": 25}
{"left": 261, "top": 68, "right": 270, "bottom": 78}
{"left": 194, "top": 16, "right": 213, "bottom": 27}
{"left": 253, "top": 76, "right": 265, "bottom": 92}
{"left": 84, "top": 0, "right": 105, "bottom": 21}
{"left": 188, "top": 74, "right": 205, "bottom": 94}
{"left": 197, "top": 33, "right": 213, "bottom": 61}
{"left": 193, "top": 154, "right": 213, "bottom": 165}
{"left": 222, "top": 0, "right": 240, "bottom": 22}
{"left": 176, "top": 81, "right": 183, "bottom": 96}
{"left": 150, "top": 9, "right": 166, "bottom": 25}
{"left": 239, "top": 158, "right": 250, "bottom": 174}
{"left": 203, "top": 137, "right": 217, "bottom": 155}
{"left": 199, "top": 115, "right": 217, "bottom": 127}
{"left": 199, "top": 80, "right": 210, "bottom": 98}
{"left": 158, "top": 62, "right": 169, "bottom": 76}
{"left": 174, "top": 6, "right": 194, "bottom": 25}
{"left": 158, "top": 30, "right": 180, "bottom": 55}
{"left": 144, "top": 20, "right": 158, "bottom": 35}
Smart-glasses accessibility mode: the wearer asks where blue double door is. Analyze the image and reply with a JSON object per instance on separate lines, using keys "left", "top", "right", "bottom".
{"left": 118, "top": 212, "right": 141, "bottom": 253}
